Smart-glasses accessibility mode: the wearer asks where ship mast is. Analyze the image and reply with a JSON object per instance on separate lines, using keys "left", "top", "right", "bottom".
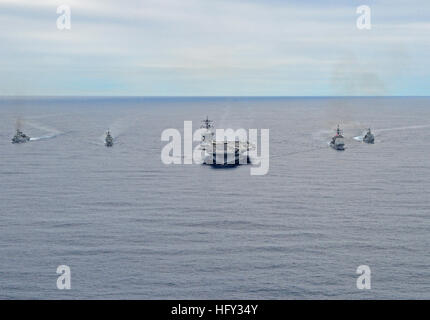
{"left": 336, "top": 125, "right": 342, "bottom": 136}
{"left": 201, "top": 116, "right": 214, "bottom": 129}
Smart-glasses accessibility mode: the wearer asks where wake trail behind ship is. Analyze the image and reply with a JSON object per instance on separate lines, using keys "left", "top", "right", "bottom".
{"left": 26, "top": 121, "right": 66, "bottom": 141}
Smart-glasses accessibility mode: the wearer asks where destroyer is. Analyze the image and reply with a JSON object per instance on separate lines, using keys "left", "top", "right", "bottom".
{"left": 200, "top": 117, "right": 251, "bottom": 166}
{"left": 363, "top": 128, "right": 375, "bottom": 144}
{"left": 105, "top": 130, "right": 113, "bottom": 147}
{"left": 329, "top": 125, "right": 345, "bottom": 150}
{"left": 11, "top": 129, "right": 30, "bottom": 144}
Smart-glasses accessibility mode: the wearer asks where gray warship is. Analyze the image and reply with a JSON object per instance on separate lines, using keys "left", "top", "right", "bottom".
{"left": 105, "top": 130, "right": 113, "bottom": 147}
{"left": 363, "top": 128, "right": 375, "bottom": 144}
{"left": 11, "top": 129, "right": 31, "bottom": 144}
{"left": 329, "top": 125, "right": 345, "bottom": 150}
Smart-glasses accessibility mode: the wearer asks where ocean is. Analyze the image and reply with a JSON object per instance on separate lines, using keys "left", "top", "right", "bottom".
{"left": 0, "top": 96, "right": 429, "bottom": 299}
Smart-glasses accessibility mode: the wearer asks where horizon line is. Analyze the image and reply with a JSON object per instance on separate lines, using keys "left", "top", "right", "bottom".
{"left": 1, "top": 95, "right": 429, "bottom": 98}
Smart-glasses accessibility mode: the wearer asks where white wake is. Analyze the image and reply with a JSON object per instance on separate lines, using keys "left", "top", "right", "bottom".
{"left": 26, "top": 121, "right": 64, "bottom": 141}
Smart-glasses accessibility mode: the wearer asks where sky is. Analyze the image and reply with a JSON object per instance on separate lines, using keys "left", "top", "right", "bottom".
{"left": 0, "top": 0, "right": 429, "bottom": 96}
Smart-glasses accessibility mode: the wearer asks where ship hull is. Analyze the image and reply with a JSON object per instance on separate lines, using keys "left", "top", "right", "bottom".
{"left": 330, "top": 142, "right": 345, "bottom": 151}
{"left": 363, "top": 135, "right": 375, "bottom": 144}
{"left": 11, "top": 138, "right": 30, "bottom": 144}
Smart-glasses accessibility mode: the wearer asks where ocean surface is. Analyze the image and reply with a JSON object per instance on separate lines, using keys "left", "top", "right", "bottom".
{"left": 0, "top": 96, "right": 429, "bottom": 299}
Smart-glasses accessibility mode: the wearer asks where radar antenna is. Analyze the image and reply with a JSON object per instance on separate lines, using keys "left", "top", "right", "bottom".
{"left": 201, "top": 116, "right": 214, "bottom": 129}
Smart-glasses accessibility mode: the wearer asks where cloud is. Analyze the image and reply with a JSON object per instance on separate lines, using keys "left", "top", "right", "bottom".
{"left": 0, "top": 0, "right": 429, "bottom": 95}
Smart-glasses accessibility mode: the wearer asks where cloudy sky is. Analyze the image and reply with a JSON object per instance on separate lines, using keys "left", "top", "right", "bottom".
{"left": 0, "top": 0, "right": 429, "bottom": 96}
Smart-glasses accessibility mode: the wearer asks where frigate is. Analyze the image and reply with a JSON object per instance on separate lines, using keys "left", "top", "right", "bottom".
{"left": 363, "top": 128, "right": 375, "bottom": 144}
{"left": 105, "top": 130, "right": 113, "bottom": 147}
{"left": 329, "top": 125, "right": 345, "bottom": 150}
{"left": 11, "top": 129, "right": 30, "bottom": 144}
